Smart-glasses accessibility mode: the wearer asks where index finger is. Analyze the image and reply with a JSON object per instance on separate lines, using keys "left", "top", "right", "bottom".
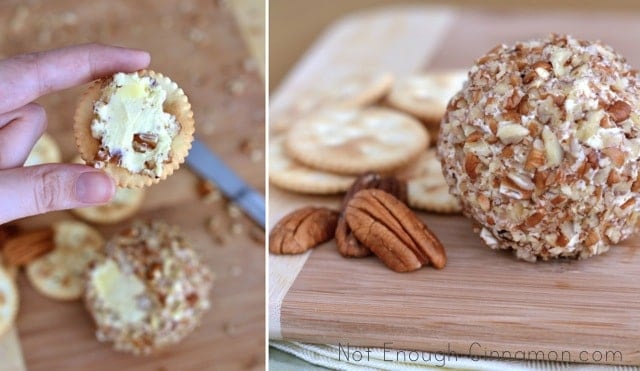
{"left": 0, "top": 43, "right": 150, "bottom": 113}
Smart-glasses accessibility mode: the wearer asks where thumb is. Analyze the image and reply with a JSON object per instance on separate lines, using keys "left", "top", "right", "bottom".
{"left": 0, "top": 164, "right": 115, "bottom": 224}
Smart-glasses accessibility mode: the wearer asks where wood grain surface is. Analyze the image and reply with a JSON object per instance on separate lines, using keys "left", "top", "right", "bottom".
{"left": 269, "top": 6, "right": 640, "bottom": 366}
{"left": 0, "top": 0, "right": 265, "bottom": 370}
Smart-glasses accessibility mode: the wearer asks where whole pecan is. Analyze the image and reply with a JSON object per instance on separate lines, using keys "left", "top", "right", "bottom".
{"left": 345, "top": 189, "right": 446, "bottom": 272}
{"left": 2, "top": 227, "right": 55, "bottom": 267}
{"left": 336, "top": 172, "right": 407, "bottom": 258}
{"left": 269, "top": 206, "right": 339, "bottom": 255}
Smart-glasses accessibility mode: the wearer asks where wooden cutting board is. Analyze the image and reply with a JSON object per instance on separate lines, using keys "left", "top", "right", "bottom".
{"left": 269, "top": 6, "right": 640, "bottom": 366}
{"left": 0, "top": 1, "right": 265, "bottom": 370}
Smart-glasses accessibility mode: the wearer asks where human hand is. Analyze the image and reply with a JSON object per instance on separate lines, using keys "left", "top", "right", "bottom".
{"left": 0, "top": 43, "right": 150, "bottom": 224}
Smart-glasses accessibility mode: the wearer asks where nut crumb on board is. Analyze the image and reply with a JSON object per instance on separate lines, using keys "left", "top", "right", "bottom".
{"left": 231, "top": 222, "right": 244, "bottom": 235}
{"left": 223, "top": 321, "right": 238, "bottom": 336}
{"left": 238, "top": 137, "right": 264, "bottom": 163}
{"left": 227, "top": 78, "right": 246, "bottom": 96}
{"left": 198, "top": 179, "right": 222, "bottom": 204}
{"left": 243, "top": 58, "right": 258, "bottom": 73}
{"left": 229, "top": 265, "right": 243, "bottom": 277}
{"left": 207, "top": 216, "right": 231, "bottom": 245}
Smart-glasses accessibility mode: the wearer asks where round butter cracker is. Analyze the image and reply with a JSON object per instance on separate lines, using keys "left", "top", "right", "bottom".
{"left": 26, "top": 220, "right": 104, "bottom": 301}
{"left": 72, "top": 188, "right": 145, "bottom": 224}
{"left": 285, "top": 107, "right": 429, "bottom": 175}
{"left": 0, "top": 255, "right": 17, "bottom": 282}
{"left": 24, "top": 132, "right": 62, "bottom": 166}
{"left": 270, "top": 136, "right": 355, "bottom": 194}
{"left": 318, "top": 71, "right": 394, "bottom": 107}
{"left": 386, "top": 70, "right": 468, "bottom": 125}
{"left": 270, "top": 71, "right": 393, "bottom": 134}
{"left": 74, "top": 70, "right": 195, "bottom": 188}
{"left": 0, "top": 266, "right": 18, "bottom": 338}
{"left": 70, "top": 156, "right": 145, "bottom": 224}
{"left": 399, "top": 149, "right": 462, "bottom": 213}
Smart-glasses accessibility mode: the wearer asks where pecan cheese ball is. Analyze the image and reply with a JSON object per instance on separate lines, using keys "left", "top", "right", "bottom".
{"left": 84, "top": 220, "right": 213, "bottom": 354}
{"left": 438, "top": 34, "right": 640, "bottom": 262}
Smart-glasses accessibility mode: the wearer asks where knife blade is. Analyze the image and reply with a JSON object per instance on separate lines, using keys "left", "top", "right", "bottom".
{"left": 186, "top": 139, "right": 265, "bottom": 228}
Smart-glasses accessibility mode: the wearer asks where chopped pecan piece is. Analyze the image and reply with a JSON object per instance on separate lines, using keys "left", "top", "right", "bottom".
{"left": 133, "top": 132, "right": 159, "bottom": 153}
{"left": 607, "top": 100, "right": 631, "bottom": 123}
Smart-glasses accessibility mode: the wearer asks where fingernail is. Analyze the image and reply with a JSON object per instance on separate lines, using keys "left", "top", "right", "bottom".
{"left": 75, "top": 171, "right": 114, "bottom": 204}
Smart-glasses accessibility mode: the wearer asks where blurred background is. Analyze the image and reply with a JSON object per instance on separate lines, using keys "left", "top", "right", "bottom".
{"left": 0, "top": 0, "right": 264, "bottom": 370}
{"left": 270, "top": 0, "right": 640, "bottom": 92}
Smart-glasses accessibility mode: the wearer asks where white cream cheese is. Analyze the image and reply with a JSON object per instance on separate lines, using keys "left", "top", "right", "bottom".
{"left": 91, "top": 73, "right": 180, "bottom": 177}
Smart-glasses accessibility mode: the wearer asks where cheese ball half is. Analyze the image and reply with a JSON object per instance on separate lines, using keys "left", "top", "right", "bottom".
{"left": 84, "top": 220, "right": 213, "bottom": 354}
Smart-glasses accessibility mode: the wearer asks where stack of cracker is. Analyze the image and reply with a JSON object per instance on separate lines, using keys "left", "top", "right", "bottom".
{"left": 270, "top": 70, "right": 467, "bottom": 213}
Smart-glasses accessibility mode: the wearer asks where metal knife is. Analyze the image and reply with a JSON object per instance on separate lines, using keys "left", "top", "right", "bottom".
{"left": 186, "top": 139, "right": 265, "bottom": 228}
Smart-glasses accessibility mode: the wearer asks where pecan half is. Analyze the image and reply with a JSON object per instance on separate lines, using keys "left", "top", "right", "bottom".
{"left": 335, "top": 217, "right": 371, "bottom": 258}
{"left": 345, "top": 189, "right": 446, "bottom": 272}
{"left": 96, "top": 147, "right": 122, "bottom": 165}
{"left": 269, "top": 207, "right": 339, "bottom": 255}
{"left": 2, "top": 227, "right": 55, "bottom": 266}
{"left": 336, "top": 172, "right": 408, "bottom": 258}
{"left": 133, "top": 132, "right": 159, "bottom": 153}
{"left": 0, "top": 224, "right": 20, "bottom": 248}
{"left": 340, "top": 172, "right": 408, "bottom": 209}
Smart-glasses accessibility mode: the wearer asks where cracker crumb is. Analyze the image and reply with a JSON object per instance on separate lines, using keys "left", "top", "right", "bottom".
{"left": 250, "top": 149, "right": 263, "bottom": 163}
{"left": 201, "top": 121, "right": 217, "bottom": 135}
{"left": 223, "top": 321, "right": 238, "bottom": 336}
{"left": 227, "top": 203, "right": 242, "bottom": 219}
{"left": 231, "top": 223, "right": 244, "bottom": 236}
{"left": 189, "top": 28, "right": 205, "bottom": 43}
{"left": 238, "top": 138, "right": 263, "bottom": 163}
{"left": 207, "top": 217, "right": 230, "bottom": 245}
{"left": 229, "top": 265, "right": 242, "bottom": 277}
{"left": 198, "top": 180, "right": 222, "bottom": 204}
{"left": 227, "top": 79, "right": 246, "bottom": 96}
{"left": 243, "top": 58, "right": 258, "bottom": 73}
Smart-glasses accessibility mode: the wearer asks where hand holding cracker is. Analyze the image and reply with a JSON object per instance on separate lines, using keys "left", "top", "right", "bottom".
{"left": 0, "top": 44, "right": 150, "bottom": 224}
